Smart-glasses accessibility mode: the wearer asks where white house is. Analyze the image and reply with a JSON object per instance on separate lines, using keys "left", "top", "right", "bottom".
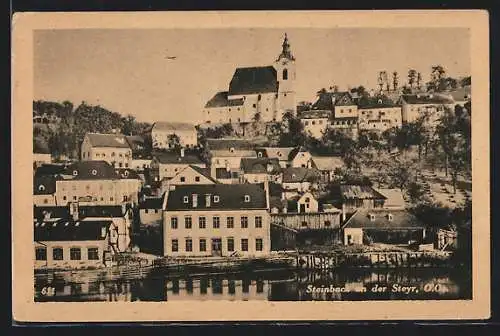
{"left": 358, "top": 101, "right": 403, "bottom": 132}
{"left": 299, "top": 110, "right": 332, "bottom": 139}
{"left": 399, "top": 93, "right": 455, "bottom": 126}
{"left": 255, "top": 147, "right": 296, "bottom": 168}
{"left": 239, "top": 157, "right": 282, "bottom": 184}
{"left": 151, "top": 122, "right": 198, "bottom": 149}
{"left": 81, "top": 133, "right": 132, "bottom": 169}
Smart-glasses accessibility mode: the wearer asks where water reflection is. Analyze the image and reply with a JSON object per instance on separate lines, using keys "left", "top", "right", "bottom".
{"left": 34, "top": 268, "right": 471, "bottom": 302}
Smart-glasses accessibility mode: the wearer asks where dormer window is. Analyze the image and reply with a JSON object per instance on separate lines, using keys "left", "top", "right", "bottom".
{"left": 72, "top": 170, "right": 78, "bottom": 176}
{"left": 230, "top": 147, "right": 235, "bottom": 153}
{"left": 183, "top": 196, "right": 189, "bottom": 203}
{"left": 244, "top": 195, "right": 251, "bottom": 203}
{"left": 91, "top": 169, "right": 97, "bottom": 176}
{"left": 277, "top": 152, "right": 282, "bottom": 157}
{"left": 38, "top": 185, "right": 45, "bottom": 191}
{"left": 123, "top": 170, "right": 129, "bottom": 177}
{"left": 369, "top": 213, "right": 376, "bottom": 221}
{"left": 257, "top": 152, "right": 263, "bottom": 158}
{"left": 214, "top": 195, "right": 220, "bottom": 203}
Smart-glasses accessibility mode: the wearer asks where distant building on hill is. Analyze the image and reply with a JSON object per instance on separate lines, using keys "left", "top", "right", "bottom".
{"left": 151, "top": 121, "right": 198, "bottom": 150}
{"left": 81, "top": 133, "right": 132, "bottom": 169}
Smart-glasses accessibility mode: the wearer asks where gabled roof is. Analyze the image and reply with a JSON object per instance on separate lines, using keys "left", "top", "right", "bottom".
{"left": 165, "top": 184, "right": 268, "bottom": 211}
{"left": 34, "top": 175, "right": 58, "bottom": 195}
{"left": 282, "top": 167, "right": 321, "bottom": 183}
{"left": 343, "top": 208, "right": 425, "bottom": 229}
{"left": 288, "top": 146, "right": 310, "bottom": 161}
{"left": 228, "top": 66, "right": 278, "bottom": 96}
{"left": 255, "top": 147, "right": 295, "bottom": 161}
{"left": 152, "top": 121, "right": 196, "bottom": 132}
{"left": 375, "top": 188, "right": 406, "bottom": 209}
{"left": 400, "top": 94, "right": 455, "bottom": 105}
{"left": 62, "top": 161, "right": 119, "bottom": 180}
{"left": 340, "top": 185, "right": 387, "bottom": 200}
{"left": 153, "top": 151, "right": 204, "bottom": 165}
{"left": 299, "top": 110, "right": 332, "bottom": 119}
{"left": 312, "top": 92, "right": 355, "bottom": 110}
{"left": 188, "top": 165, "right": 219, "bottom": 183}
{"left": 34, "top": 218, "right": 111, "bottom": 241}
{"left": 206, "top": 138, "right": 256, "bottom": 151}
{"left": 85, "top": 133, "right": 131, "bottom": 149}
{"left": 205, "top": 91, "right": 244, "bottom": 108}
{"left": 240, "top": 157, "right": 281, "bottom": 174}
{"left": 310, "top": 155, "right": 344, "bottom": 171}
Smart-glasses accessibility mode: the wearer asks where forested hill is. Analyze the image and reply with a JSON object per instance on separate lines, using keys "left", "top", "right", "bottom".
{"left": 33, "top": 100, "right": 152, "bottom": 160}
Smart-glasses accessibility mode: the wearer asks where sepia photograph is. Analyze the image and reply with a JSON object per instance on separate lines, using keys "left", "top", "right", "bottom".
{"left": 12, "top": 10, "right": 490, "bottom": 321}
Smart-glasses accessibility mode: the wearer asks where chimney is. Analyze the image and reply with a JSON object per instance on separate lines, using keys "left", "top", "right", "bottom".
{"left": 192, "top": 194, "right": 198, "bottom": 208}
{"left": 180, "top": 148, "right": 185, "bottom": 158}
{"left": 205, "top": 194, "right": 211, "bottom": 208}
{"left": 69, "top": 202, "right": 80, "bottom": 221}
{"left": 341, "top": 203, "right": 346, "bottom": 223}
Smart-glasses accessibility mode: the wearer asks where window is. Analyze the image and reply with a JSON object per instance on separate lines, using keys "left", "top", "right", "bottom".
{"left": 319, "top": 120, "right": 323, "bottom": 125}
{"left": 180, "top": 177, "right": 185, "bottom": 182}
{"left": 258, "top": 94, "right": 262, "bottom": 101}
{"left": 145, "top": 209, "right": 149, "bottom": 214}
{"left": 35, "top": 247, "right": 47, "bottom": 261}
{"left": 183, "top": 196, "right": 189, "bottom": 203}
{"left": 111, "top": 152, "right": 116, "bottom": 157}
{"left": 184, "top": 216, "right": 192, "bottom": 229}
{"left": 324, "top": 221, "right": 331, "bottom": 227}
{"left": 119, "top": 163, "right": 123, "bottom": 168}
{"left": 171, "top": 217, "right": 178, "bottom": 229}
{"left": 38, "top": 185, "right": 45, "bottom": 191}
{"left": 255, "top": 238, "right": 263, "bottom": 251}
{"left": 244, "top": 195, "right": 251, "bottom": 202}
{"left": 119, "top": 153, "right": 123, "bottom": 158}
{"left": 52, "top": 247, "right": 63, "bottom": 260}
{"left": 110, "top": 197, "right": 114, "bottom": 202}
{"left": 96, "top": 153, "right": 101, "bottom": 158}
{"left": 185, "top": 238, "right": 193, "bottom": 252}
{"left": 88, "top": 248, "right": 99, "bottom": 260}
{"left": 227, "top": 238, "right": 234, "bottom": 252}
{"left": 312, "top": 121, "right": 316, "bottom": 125}
{"left": 241, "top": 216, "right": 248, "bottom": 228}
{"left": 199, "top": 239, "right": 206, "bottom": 252}
{"left": 83, "top": 152, "right": 86, "bottom": 158}
{"left": 195, "top": 176, "right": 200, "bottom": 182}
{"left": 199, "top": 216, "right": 206, "bottom": 229}
{"left": 255, "top": 216, "right": 263, "bottom": 228}
{"left": 283, "top": 69, "right": 288, "bottom": 80}
{"left": 171, "top": 239, "right": 178, "bottom": 252}
{"left": 301, "top": 221, "right": 308, "bottom": 227}
{"left": 154, "top": 209, "right": 159, "bottom": 214}
{"left": 43, "top": 199, "right": 48, "bottom": 204}
{"left": 63, "top": 196, "right": 67, "bottom": 201}
{"left": 70, "top": 247, "right": 81, "bottom": 260}
{"left": 124, "top": 163, "right": 128, "bottom": 168}
{"left": 241, "top": 239, "right": 249, "bottom": 251}
{"left": 213, "top": 216, "right": 220, "bottom": 229}
{"left": 73, "top": 196, "right": 78, "bottom": 201}
{"left": 252, "top": 104, "right": 256, "bottom": 108}
{"left": 123, "top": 196, "right": 128, "bottom": 202}
{"left": 214, "top": 195, "right": 220, "bottom": 203}
{"left": 227, "top": 216, "right": 234, "bottom": 228}
{"left": 304, "top": 121, "right": 309, "bottom": 126}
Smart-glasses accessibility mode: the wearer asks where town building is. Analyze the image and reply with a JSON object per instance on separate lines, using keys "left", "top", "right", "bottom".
{"left": 150, "top": 149, "right": 206, "bottom": 182}
{"left": 160, "top": 165, "right": 218, "bottom": 194}
{"left": 436, "top": 85, "right": 471, "bottom": 107}
{"left": 310, "top": 155, "right": 344, "bottom": 183}
{"left": 203, "top": 33, "right": 297, "bottom": 125}
{"left": 239, "top": 157, "right": 282, "bottom": 184}
{"left": 139, "top": 196, "right": 164, "bottom": 227}
{"left": 289, "top": 147, "right": 314, "bottom": 168}
{"left": 358, "top": 100, "right": 403, "bottom": 132}
{"left": 399, "top": 93, "right": 455, "bottom": 126}
{"left": 151, "top": 122, "right": 198, "bottom": 149}
{"left": 255, "top": 147, "right": 296, "bottom": 168}
{"left": 281, "top": 167, "right": 321, "bottom": 198}
{"left": 342, "top": 208, "right": 426, "bottom": 245}
{"left": 299, "top": 110, "right": 332, "bottom": 139}
{"left": 81, "top": 133, "right": 133, "bottom": 169}
{"left": 33, "top": 152, "right": 52, "bottom": 168}
{"left": 205, "top": 139, "right": 257, "bottom": 182}
{"left": 126, "top": 135, "right": 152, "bottom": 171}
{"left": 330, "top": 184, "right": 388, "bottom": 218}
{"left": 312, "top": 91, "right": 359, "bottom": 138}
{"left": 54, "top": 161, "right": 142, "bottom": 206}
{"left": 375, "top": 188, "right": 406, "bottom": 209}
{"left": 162, "top": 183, "right": 271, "bottom": 257}
{"left": 34, "top": 175, "right": 58, "bottom": 206}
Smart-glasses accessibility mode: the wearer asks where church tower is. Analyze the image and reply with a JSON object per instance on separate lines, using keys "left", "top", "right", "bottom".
{"left": 274, "top": 33, "right": 297, "bottom": 119}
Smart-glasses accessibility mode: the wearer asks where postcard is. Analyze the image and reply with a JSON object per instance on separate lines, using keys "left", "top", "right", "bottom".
{"left": 12, "top": 10, "right": 490, "bottom": 322}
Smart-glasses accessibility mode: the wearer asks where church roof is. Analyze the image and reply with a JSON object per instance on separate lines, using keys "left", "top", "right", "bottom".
{"left": 228, "top": 66, "right": 278, "bottom": 96}
{"left": 204, "top": 91, "right": 244, "bottom": 108}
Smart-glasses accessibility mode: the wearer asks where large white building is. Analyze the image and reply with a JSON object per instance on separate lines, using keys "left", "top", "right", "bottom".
{"left": 203, "top": 33, "right": 297, "bottom": 125}
{"left": 151, "top": 122, "right": 198, "bottom": 149}
{"left": 81, "top": 133, "right": 132, "bottom": 169}
{"left": 399, "top": 93, "right": 455, "bottom": 126}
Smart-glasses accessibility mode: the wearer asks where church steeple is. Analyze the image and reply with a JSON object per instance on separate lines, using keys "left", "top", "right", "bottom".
{"left": 276, "top": 33, "right": 295, "bottom": 62}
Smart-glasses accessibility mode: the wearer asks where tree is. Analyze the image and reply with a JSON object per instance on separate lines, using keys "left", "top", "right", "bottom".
{"left": 167, "top": 134, "right": 181, "bottom": 150}
{"left": 278, "top": 111, "right": 306, "bottom": 147}
{"left": 416, "top": 72, "right": 422, "bottom": 90}
{"left": 392, "top": 71, "right": 399, "bottom": 91}
{"left": 408, "top": 69, "right": 417, "bottom": 89}
{"left": 386, "top": 155, "right": 418, "bottom": 191}
{"left": 121, "top": 114, "right": 136, "bottom": 135}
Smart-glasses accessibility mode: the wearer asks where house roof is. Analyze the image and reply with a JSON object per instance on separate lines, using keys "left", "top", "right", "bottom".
{"left": 312, "top": 92, "right": 355, "bottom": 110}
{"left": 125, "top": 135, "right": 146, "bottom": 152}
{"left": 343, "top": 208, "right": 425, "bottom": 229}
{"left": 240, "top": 157, "right": 281, "bottom": 174}
{"left": 340, "top": 185, "right": 387, "bottom": 200}
{"left": 188, "top": 165, "right": 219, "bottom": 183}
{"left": 205, "top": 91, "right": 244, "bottom": 108}
{"left": 62, "top": 161, "right": 119, "bottom": 180}
{"left": 270, "top": 196, "right": 287, "bottom": 211}
{"left": 357, "top": 99, "right": 399, "bottom": 109}
{"left": 438, "top": 86, "right": 472, "bottom": 102}
{"left": 282, "top": 167, "right": 321, "bottom": 183}
{"left": 165, "top": 184, "right": 268, "bottom": 211}
{"left": 288, "top": 146, "right": 310, "bottom": 161}
{"left": 375, "top": 188, "right": 406, "bottom": 209}
{"left": 115, "top": 168, "right": 141, "bottom": 180}
{"left": 400, "top": 94, "right": 455, "bottom": 105}
{"left": 206, "top": 138, "right": 256, "bottom": 151}
{"left": 35, "top": 164, "right": 69, "bottom": 177}
{"left": 139, "top": 195, "right": 165, "bottom": 210}
{"left": 85, "top": 133, "right": 131, "bottom": 149}
{"left": 299, "top": 110, "right": 332, "bottom": 119}
{"left": 34, "top": 205, "right": 127, "bottom": 220}
{"left": 255, "top": 147, "right": 295, "bottom": 161}
{"left": 34, "top": 175, "right": 58, "bottom": 195}
{"left": 153, "top": 151, "right": 204, "bottom": 165}
{"left": 228, "top": 66, "right": 278, "bottom": 96}
{"left": 34, "top": 218, "right": 111, "bottom": 241}
{"left": 311, "top": 155, "right": 344, "bottom": 171}
{"left": 268, "top": 182, "right": 284, "bottom": 197}
{"left": 152, "top": 122, "right": 196, "bottom": 132}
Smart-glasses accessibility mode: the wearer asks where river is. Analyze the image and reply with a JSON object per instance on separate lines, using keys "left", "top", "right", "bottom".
{"left": 34, "top": 267, "right": 471, "bottom": 302}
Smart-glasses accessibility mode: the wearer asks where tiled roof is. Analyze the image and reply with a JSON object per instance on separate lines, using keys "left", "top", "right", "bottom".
{"left": 287, "top": 146, "right": 309, "bottom": 161}
{"left": 299, "top": 110, "right": 332, "bottom": 119}
{"left": 400, "top": 94, "right": 455, "bottom": 105}
{"left": 255, "top": 147, "right": 295, "bottom": 161}
{"left": 153, "top": 151, "right": 204, "bottom": 165}
{"left": 312, "top": 92, "right": 355, "bottom": 110}
{"left": 205, "top": 91, "right": 244, "bottom": 108}
{"left": 357, "top": 100, "right": 399, "bottom": 109}
{"left": 343, "top": 208, "right": 425, "bottom": 229}
{"left": 34, "top": 175, "right": 58, "bottom": 195}
{"left": 240, "top": 157, "right": 281, "bottom": 174}
{"left": 34, "top": 205, "right": 127, "bottom": 220}
{"left": 375, "top": 188, "right": 406, "bottom": 209}
{"left": 165, "top": 184, "right": 268, "bottom": 211}
{"left": 152, "top": 122, "right": 196, "bottom": 132}
{"left": 228, "top": 66, "right": 278, "bottom": 96}
{"left": 85, "top": 133, "right": 131, "bottom": 148}
{"left": 34, "top": 218, "right": 111, "bottom": 241}
{"left": 62, "top": 161, "right": 119, "bottom": 180}
{"left": 206, "top": 138, "right": 256, "bottom": 151}
{"left": 282, "top": 167, "right": 321, "bottom": 183}
{"left": 310, "top": 155, "right": 344, "bottom": 171}
{"left": 139, "top": 195, "right": 164, "bottom": 210}
{"left": 340, "top": 185, "right": 387, "bottom": 200}
{"left": 35, "top": 164, "right": 69, "bottom": 177}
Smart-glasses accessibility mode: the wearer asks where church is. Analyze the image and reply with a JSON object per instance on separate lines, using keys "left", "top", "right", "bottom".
{"left": 202, "top": 34, "right": 297, "bottom": 125}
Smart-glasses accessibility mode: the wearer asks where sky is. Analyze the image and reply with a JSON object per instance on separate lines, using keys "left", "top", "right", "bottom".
{"left": 34, "top": 28, "right": 470, "bottom": 123}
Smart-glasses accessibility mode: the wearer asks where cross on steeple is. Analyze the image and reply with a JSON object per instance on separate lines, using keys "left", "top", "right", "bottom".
{"left": 276, "top": 33, "right": 295, "bottom": 62}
